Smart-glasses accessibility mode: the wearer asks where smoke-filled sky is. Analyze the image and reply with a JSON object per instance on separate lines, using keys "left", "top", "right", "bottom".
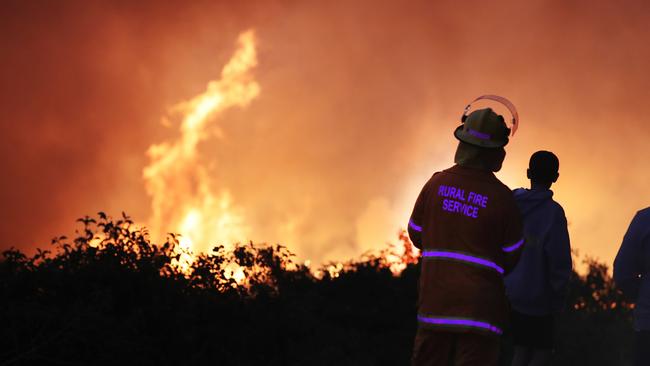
{"left": 2, "top": 0, "right": 650, "bottom": 269}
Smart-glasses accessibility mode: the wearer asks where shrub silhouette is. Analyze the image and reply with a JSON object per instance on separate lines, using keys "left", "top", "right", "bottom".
{"left": 0, "top": 214, "right": 635, "bottom": 365}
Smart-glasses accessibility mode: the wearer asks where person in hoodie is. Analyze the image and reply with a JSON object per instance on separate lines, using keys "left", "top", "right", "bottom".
{"left": 614, "top": 209, "right": 650, "bottom": 366}
{"left": 504, "top": 151, "right": 572, "bottom": 366}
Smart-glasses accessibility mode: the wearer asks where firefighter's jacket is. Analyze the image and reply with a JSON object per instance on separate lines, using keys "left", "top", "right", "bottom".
{"left": 408, "top": 165, "right": 524, "bottom": 336}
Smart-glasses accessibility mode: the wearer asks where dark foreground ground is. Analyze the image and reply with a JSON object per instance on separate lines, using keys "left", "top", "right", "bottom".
{"left": 0, "top": 214, "right": 636, "bottom": 365}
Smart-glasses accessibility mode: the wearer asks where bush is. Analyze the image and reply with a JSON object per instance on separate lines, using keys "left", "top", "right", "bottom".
{"left": 0, "top": 214, "right": 635, "bottom": 365}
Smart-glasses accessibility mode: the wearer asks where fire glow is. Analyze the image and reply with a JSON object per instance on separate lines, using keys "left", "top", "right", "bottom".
{"left": 143, "top": 30, "right": 260, "bottom": 270}
{"left": 140, "top": 29, "right": 415, "bottom": 279}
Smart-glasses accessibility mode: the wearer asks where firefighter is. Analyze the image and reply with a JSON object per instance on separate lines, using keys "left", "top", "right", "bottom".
{"left": 409, "top": 97, "right": 525, "bottom": 366}
{"left": 614, "top": 209, "right": 650, "bottom": 366}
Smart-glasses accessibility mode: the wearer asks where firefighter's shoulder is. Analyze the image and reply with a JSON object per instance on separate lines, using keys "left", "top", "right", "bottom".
{"left": 491, "top": 178, "right": 517, "bottom": 200}
{"left": 422, "top": 170, "right": 444, "bottom": 188}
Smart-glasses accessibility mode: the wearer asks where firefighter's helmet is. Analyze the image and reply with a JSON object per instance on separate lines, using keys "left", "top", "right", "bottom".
{"left": 453, "top": 95, "right": 519, "bottom": 148}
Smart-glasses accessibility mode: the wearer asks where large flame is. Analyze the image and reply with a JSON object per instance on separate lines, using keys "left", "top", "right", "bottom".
{"left": 143, "top": 30, "right": 260, "bottom": 259}
{"left": 141, "top": 30, "right": 415, "bottom": 278}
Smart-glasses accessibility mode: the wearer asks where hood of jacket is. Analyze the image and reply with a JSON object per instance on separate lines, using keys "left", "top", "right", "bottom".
{"left": 513, "top": 188, "right": 554, "bottom": 217}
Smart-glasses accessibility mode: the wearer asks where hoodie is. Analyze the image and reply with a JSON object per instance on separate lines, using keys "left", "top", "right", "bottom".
{"left": 504, "top": 188, "right": 572, "bottom": 316}
{"left": 614, "top": 208, "right": 650, "bottom": 331}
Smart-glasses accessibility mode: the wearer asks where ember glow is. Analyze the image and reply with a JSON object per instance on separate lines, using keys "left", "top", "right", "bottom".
{"left": 143, "top": 30, "right": 259, "bottom": 257}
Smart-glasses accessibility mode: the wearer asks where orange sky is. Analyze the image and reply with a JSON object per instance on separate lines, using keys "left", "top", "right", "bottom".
{"left": 2, "top": 0, "right": 650, "bottom": 270}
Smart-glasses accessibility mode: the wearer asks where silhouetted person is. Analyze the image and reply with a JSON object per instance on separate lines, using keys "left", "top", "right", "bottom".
{"left": 504, "top": 151, "right": 572, "bottom": 366}
{"left": 408, "top": 97, "right": 524, "bottom": 366}
{"left": 614, "top": 208, "right": 650, "bottom": 366}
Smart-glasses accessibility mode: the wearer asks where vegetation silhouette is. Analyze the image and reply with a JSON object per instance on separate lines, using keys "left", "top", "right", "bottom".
{"left": 0, "top": 213, "right": 636, "bottom": 365}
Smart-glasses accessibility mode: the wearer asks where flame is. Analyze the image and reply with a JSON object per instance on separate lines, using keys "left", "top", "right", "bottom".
{"left": 143, "top": 30, "right": 260, "bottom": 262}
{"left": 140, "top": 29, "right": 416, "bottom": 280}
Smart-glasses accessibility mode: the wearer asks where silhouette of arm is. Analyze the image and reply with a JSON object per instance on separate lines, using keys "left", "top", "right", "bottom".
{"left": 408, "top": 183, "right": 428, "bottom": 249}
{"left": 614, "top": 211, "right": 647, "bottom": 301}
{"left": 546, "top": 206, "right": 572, "bottom": 313}
{"left": 502, "top": 196, "right": 525, "bottom": 275}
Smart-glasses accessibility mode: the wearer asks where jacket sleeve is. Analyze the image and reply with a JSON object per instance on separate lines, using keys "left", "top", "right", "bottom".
{"left": 502, "top": 194, "right": 525, "bottom": 275}
{"left": 408, "top": 182, "right": 428, "bottom": 249}
{"left": 545, "top": 206, "right": 572, "bottom": 313}
{"left": 614, "top": 211, "right": 647, "bottom": 301}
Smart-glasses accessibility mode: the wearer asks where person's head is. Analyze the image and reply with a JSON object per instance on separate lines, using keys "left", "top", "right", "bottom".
{"left": 453, "top": 108, "right": 510, "bottom": 172}
{"left": 527, "top": 150, "right": 559, "bottom": 189}
{"left": 454, "top": 142, "right": 506, "bottom": 172}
